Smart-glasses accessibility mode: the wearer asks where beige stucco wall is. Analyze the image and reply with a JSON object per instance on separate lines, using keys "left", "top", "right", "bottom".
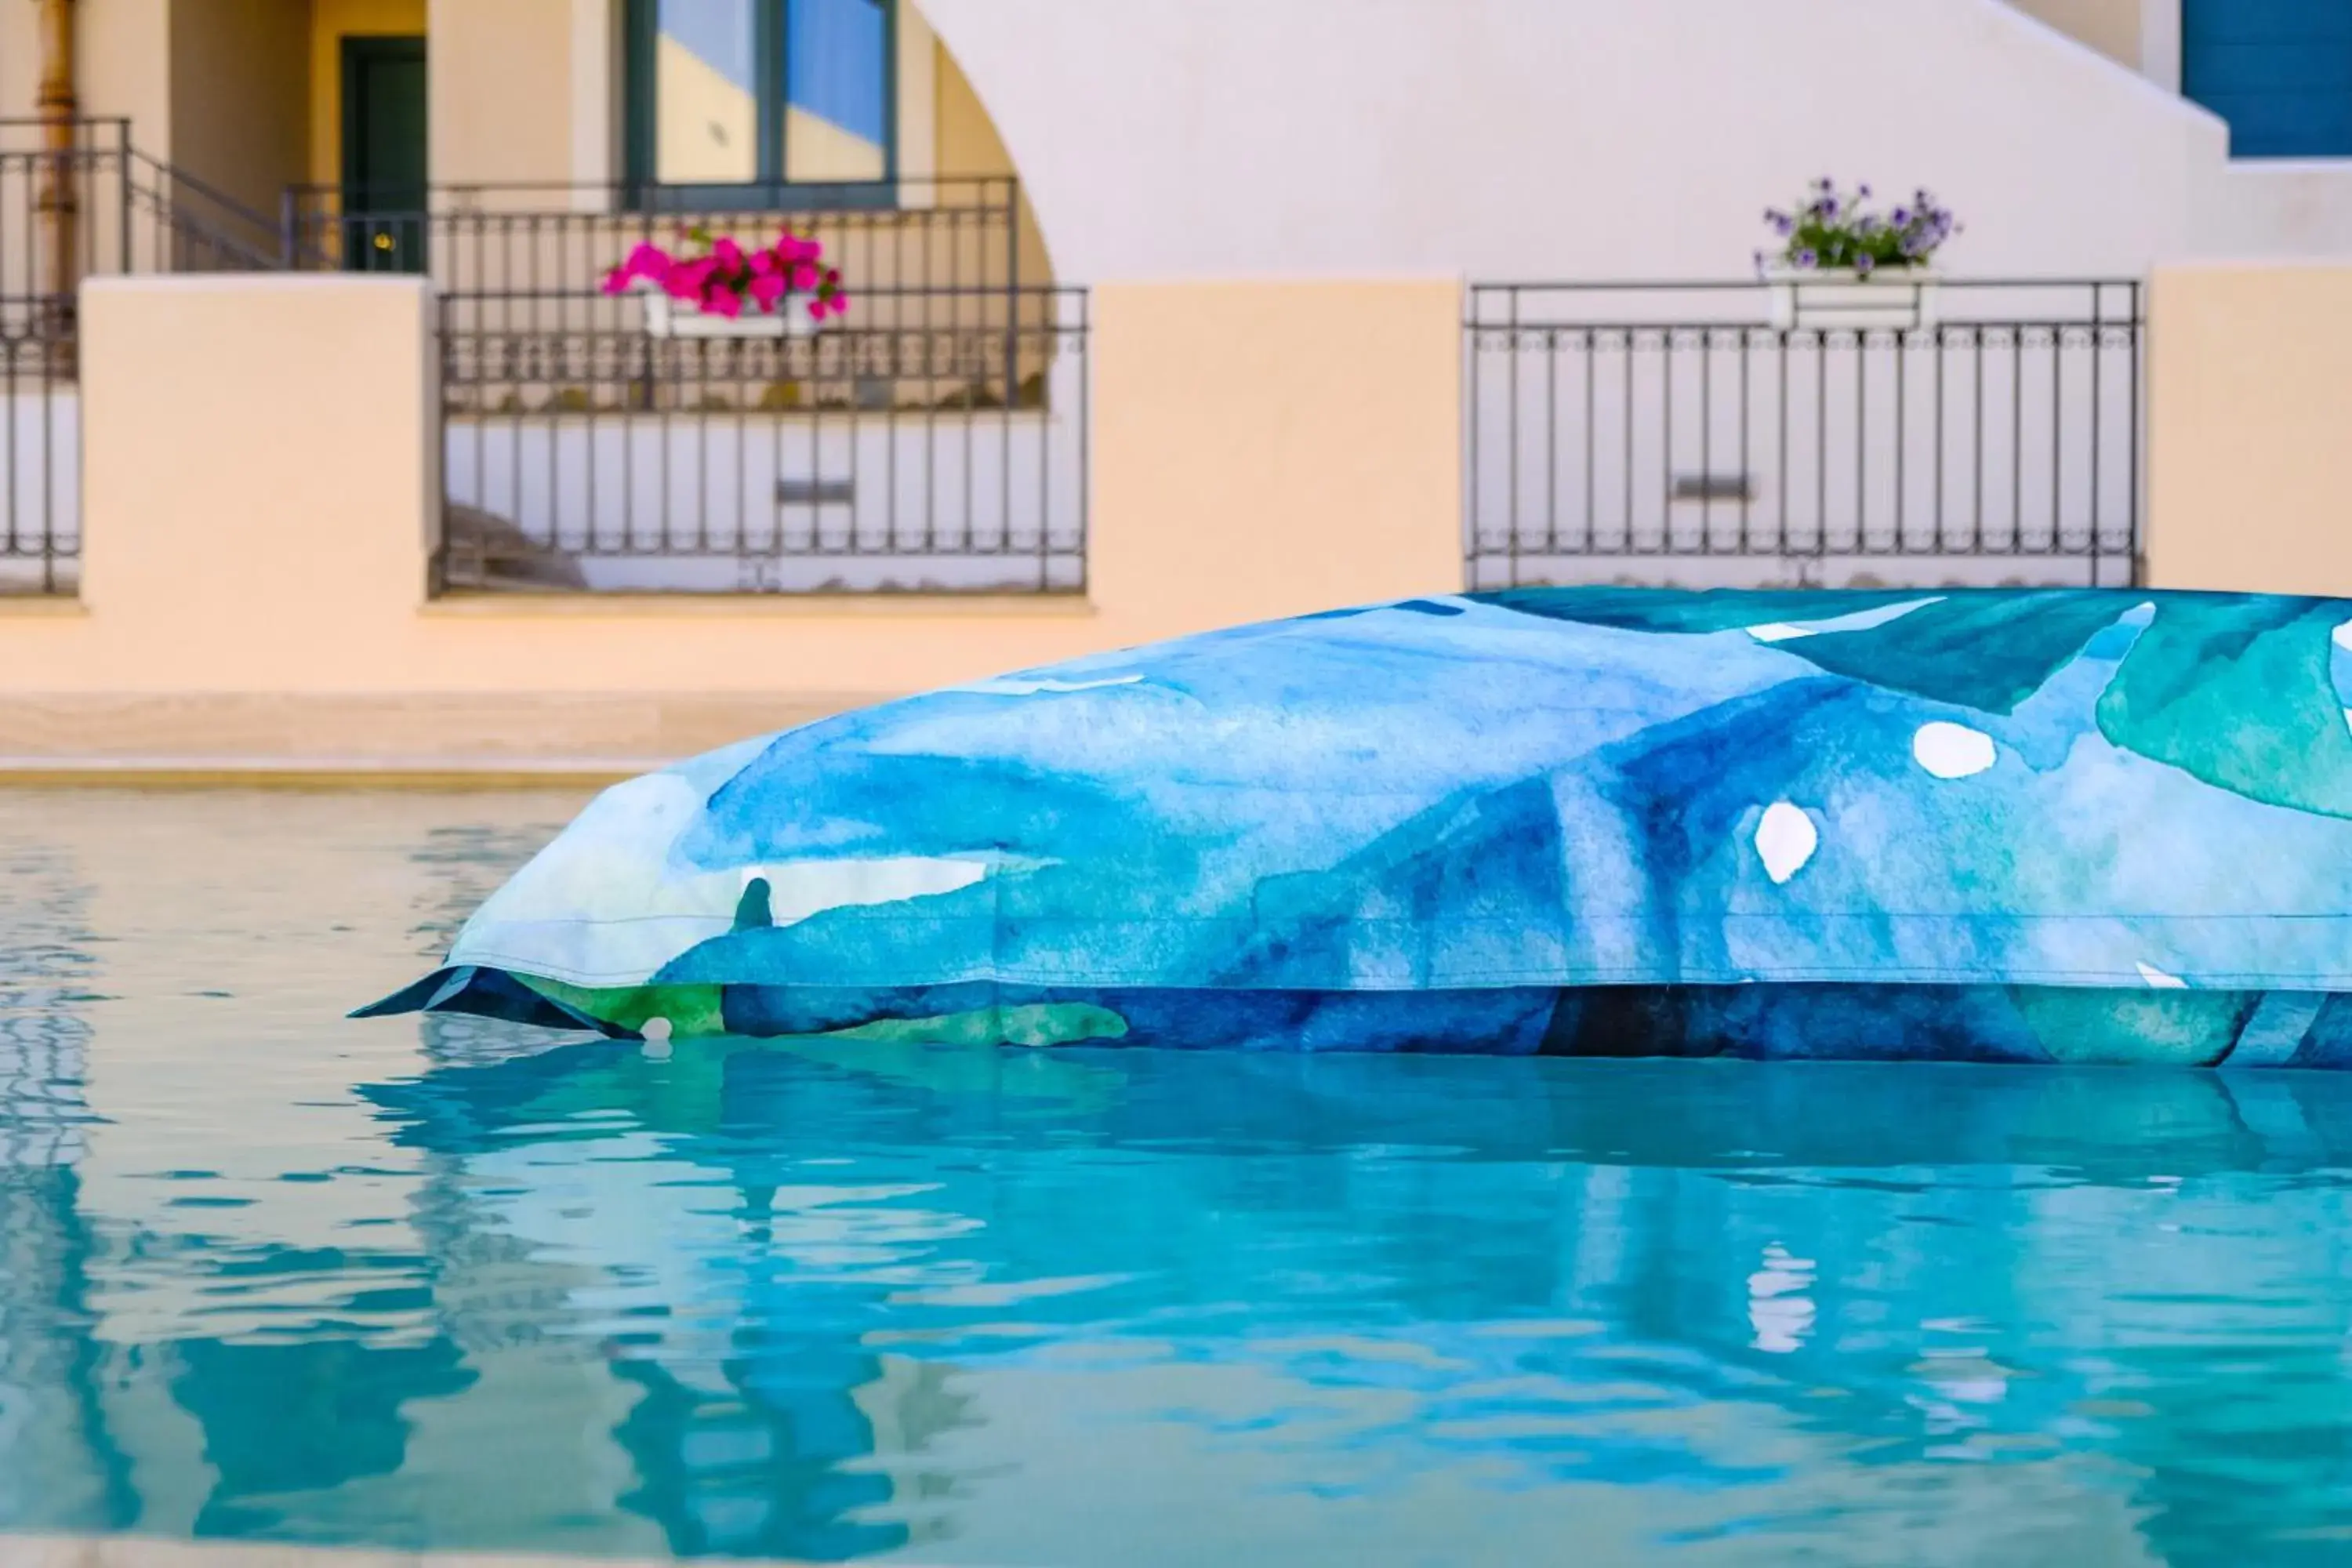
{"left": 1089, "top": 278, "right": 1462, "bottom": 647}
{"left": 0, "top": 2, "right": 34, "bottom": 124}
{"left": 2008, "top": 0, "right": 2142, "bottom": 69}
{"left": 426, "top": 0, "right": 571, "bottom": 188}
{"left": 0, "top": 273, "right": 1460, "bottom": 765}
{"left": 0, "top": 0, "right": 174, "bottom": 143}
{"left": 168, "top": 0, "right": 310, "bottom": 218}
{"left": 2144, "top": 263, "right": 2352, "bottom": 597}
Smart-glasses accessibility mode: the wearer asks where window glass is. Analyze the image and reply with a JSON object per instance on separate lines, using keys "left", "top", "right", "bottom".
{"left": 783, "top": 0, "right": 889, "bottom": 182}
{"left": 654, "top": 0, "right": 758, "bottom": 183}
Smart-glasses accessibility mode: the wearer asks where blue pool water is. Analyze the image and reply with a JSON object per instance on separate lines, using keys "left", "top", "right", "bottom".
{"left": 4, "top": 791, "right": 2352, "bottom": 1566}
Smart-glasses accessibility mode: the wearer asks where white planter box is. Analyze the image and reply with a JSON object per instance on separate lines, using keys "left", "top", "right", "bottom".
{"left": 639, "top": 285, "right": 821, "bottom": 339}
{"left": 1764, "top": 267, "right": 1939, "bottom": 332}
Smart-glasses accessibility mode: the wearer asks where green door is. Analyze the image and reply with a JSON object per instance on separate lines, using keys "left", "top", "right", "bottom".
{"left": 341, "top": 37, "right": 428, "bottom": 273}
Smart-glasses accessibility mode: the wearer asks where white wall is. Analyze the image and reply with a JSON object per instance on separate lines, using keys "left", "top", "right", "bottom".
{"left": 918, "top": 0, "right": 2352, "bottom": 284}
{"left": 445, "top": 403, "right": 1087, "bottom": 593}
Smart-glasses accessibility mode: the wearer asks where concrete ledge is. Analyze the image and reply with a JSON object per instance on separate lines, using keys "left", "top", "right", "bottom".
{"left": 0, "top": 1536, "right": 842, "bottom": 1566}
{"left": 0, "top": 760, "right": 647, "bottom": 788}
{"left": 0, "top": 693, "right": 879, "bottom": 769}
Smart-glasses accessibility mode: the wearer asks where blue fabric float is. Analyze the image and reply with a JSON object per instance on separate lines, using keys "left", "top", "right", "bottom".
{"left": 361, "top": 587, "right": 2352, "bottom": 1066}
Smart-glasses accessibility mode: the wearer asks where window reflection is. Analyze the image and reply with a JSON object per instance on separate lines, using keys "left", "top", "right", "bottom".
{"left": 783, "top": 0, "right": 889, "bottom": 183}
{"left": 655, "top": 0, "right": 758, "bottom": 184}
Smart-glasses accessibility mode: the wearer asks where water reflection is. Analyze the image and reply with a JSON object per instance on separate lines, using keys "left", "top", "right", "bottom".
{"left": 0, "top": 793, "right": 2350, "bottom": 1566}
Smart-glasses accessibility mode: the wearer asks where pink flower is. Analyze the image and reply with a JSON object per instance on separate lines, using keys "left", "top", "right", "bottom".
{"left": 747, "top": 270, "right": 786, "bottom": 310}
{"left": 777, "top": 234, "right": 818, "bottom": 263}
{"left": 663, "top": 256, "right": 715, "bottom": 301}
{"left": 702, "top": 284, "right": 743, "bottom": 319}
{"left": 602, "top": 241, "right": 670, "bottom": 294}
{"left": 807, "top": 296, "right": 828, "bottom": 321}
{"left": 748, "top": 249, "right": 779, "bottom": 275}
{"left": 790, "top": 263, "right": 818, "bottom": 291}
{"left": 827, "top": 292, "right": 851, "bottom": 318}
{"left": 711, "top": 236, "right": 744, "bottom": 272}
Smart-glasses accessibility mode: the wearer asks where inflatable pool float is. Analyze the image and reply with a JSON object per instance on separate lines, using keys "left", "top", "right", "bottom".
{"left": 361, "top": 587, "right": 2352, "bottom": 1068}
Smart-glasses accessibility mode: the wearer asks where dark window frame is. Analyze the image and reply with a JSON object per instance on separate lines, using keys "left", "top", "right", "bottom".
{"left": 622, "top": 0, "right": 898, "bottom": 211}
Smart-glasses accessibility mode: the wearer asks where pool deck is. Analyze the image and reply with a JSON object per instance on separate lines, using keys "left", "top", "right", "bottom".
{"left": 0, "top": 691, "right": 870, "bottom": 784}
{"left": 0, "top": 1538, "right": 880, "bottom": 1567}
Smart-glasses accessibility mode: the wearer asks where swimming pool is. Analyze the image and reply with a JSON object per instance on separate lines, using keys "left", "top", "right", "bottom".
{"left": 2, "top": 789, "right": 2350, "bottom": 1566}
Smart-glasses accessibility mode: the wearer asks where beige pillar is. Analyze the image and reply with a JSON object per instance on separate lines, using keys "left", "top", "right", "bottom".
{"left": 2145, "top": 263, "right": 2352, "bottom": 596}
{"left": 78, "top": 274, "right": 440, "bottom": 682}
{"left": 1089, "top": 278, "right": 1465, "bottom": 644}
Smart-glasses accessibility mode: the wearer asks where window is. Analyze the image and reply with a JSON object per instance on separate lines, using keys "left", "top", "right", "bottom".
{"left": 626, "top": 0, "right": 895, "bottom": 198}
{"left": 2183, "top": 0, "right": 2352, "bottom": 158}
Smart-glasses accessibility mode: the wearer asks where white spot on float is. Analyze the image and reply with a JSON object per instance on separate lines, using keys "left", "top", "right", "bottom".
{"left": 1744, "top": 597, "right": 1942, "bottom": 646}
{"left": 1755, "top": 802, "right": 1819, "bottom": 884}
{"left": 2341, "top": 706, "right": 2352, "bottom": 740}
{"left": 1912, "top": 721, "right": 1998, "bottom": 780}
{"left": 960, "top": 673, "right": 1146, "bottom": 696}
{"left": 2136, "top": 963, "right": 2189, "bottom": 990}
{"left": 641, "top": 1015, "right": 674, "bottom": 1060}
{"left": 762, "top": 857, "right": 988, "bottom": 925}
{"left": 2332, "top": 620, "right": 2352, "bottom": 652}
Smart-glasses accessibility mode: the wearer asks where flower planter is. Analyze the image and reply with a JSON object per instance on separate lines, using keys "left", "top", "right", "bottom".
{"left": 608, "top": 235, "right": 849, "bottom": 340}
{"left": 639, "top": 287, "right": 822, "bottom": 340}
{"left": 1765, "top": 267, "right": 1940, "bottom": 332}
{"left": 640, "top": 293, "right": 823, "bottom": 345}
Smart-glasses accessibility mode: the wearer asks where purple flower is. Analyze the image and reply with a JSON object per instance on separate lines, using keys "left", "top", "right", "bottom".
{"left": 1858, "top": 183, "right": 1872, "bottom": 198}
{"left": 1794, "top": 248, "right": 1818, "bottom": 270}
{"left": 1854, "top": 253, "right": 1875, "bottom": 276}
{"left": 1817, "top": 196, "right": 1840, "bottom": 220}
{"left": 1892, "top": 206, "right": 1911, "bottom": 227}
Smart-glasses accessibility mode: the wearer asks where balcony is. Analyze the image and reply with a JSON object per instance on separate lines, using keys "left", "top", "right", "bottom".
{"left": 1465, "top": 280, "right": 2144, "bottom": 590}
{"left": 287, "top": 178, "right": 1085, "bottom": 596}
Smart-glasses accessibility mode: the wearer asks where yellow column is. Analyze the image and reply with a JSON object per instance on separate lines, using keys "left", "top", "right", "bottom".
{"left": 77, "top": 274, "right": 441, "bottom": 685}
{"left": 34, "top": 0, "right": 78, "bottom": 337}
{"left": 1088, "top": 278, "right": 1465, "bottom": 643}
{"left": 2146, "top": 263, "right": 2352, "bottom": 596}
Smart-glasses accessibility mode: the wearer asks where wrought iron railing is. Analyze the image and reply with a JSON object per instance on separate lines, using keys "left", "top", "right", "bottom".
{"left": 437, "top": 284, "right": 1087, "bottom": 594}
{"left": 282, "top": 176, "right": 1030, "bottom": 295}
{"left": 0, "top": 332, "right": 74, "bottom": 596}
{"left": 0, "top": 118, "right": 288, "bottom": 339}
{"left": 0, "top": 119, "right": 290, "bottom": 593}
{"left": 372, "top": 178, "right": 1082, "bottom": 594}
{"left": 1464, "top": 280, "right": 2143, "bottom": 590}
